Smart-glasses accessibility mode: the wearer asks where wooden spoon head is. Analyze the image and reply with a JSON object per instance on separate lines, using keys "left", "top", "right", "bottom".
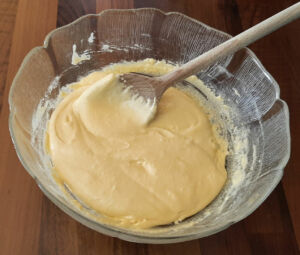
{"left": 119, "top": 73, "right": 166, "bottom": 103}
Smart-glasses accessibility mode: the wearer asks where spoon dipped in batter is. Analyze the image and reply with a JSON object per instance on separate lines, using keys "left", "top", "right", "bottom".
{"left": 120, "top": 3, "right": 300, "bottom": 113}
{"left": 46, "top": 3, "right": 299, "bottom": 230}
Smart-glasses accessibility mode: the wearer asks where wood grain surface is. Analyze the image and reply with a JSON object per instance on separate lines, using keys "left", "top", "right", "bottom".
{"left": 0, "top": 0, "right": 18, "bottom": 115}
{"left": 0, "top": 0, "right": 299, "bottom": 254}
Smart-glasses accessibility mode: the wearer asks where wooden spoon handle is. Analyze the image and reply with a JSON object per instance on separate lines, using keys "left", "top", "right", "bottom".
{"left": 160, "top": 2, "right": 300, "bottom": 86}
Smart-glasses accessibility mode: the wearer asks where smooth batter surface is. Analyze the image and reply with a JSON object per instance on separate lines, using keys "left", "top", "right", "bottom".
{"left": 47, "top": 59, "right": 227, "bottom": 229}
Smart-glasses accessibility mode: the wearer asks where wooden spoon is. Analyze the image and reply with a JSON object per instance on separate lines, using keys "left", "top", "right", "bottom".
{"left": 119, "top": 2, "right": 300, "bottom": 104}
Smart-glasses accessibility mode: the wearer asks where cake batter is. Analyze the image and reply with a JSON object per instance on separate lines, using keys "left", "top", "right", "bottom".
{"left": 47, "top": 59, "right": 227, "bottom": 229}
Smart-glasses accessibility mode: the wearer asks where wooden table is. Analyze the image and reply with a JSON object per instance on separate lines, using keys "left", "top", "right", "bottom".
{"left": 0, "top": 0, "right": 299, "bottom": 254}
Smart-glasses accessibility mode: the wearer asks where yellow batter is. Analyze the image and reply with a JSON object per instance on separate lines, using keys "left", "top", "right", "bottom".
{"left": 47, "top": 59, "right": 227, "bottom": 229}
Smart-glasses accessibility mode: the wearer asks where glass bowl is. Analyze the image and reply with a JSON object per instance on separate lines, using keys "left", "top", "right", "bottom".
{"left": 8, "top": 8, "right": 290, "bottom": 243}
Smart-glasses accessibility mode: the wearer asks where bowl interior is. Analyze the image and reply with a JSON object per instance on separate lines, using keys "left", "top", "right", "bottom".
{"left": 9, "top": 9, "right": 290, "bottom": 243}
